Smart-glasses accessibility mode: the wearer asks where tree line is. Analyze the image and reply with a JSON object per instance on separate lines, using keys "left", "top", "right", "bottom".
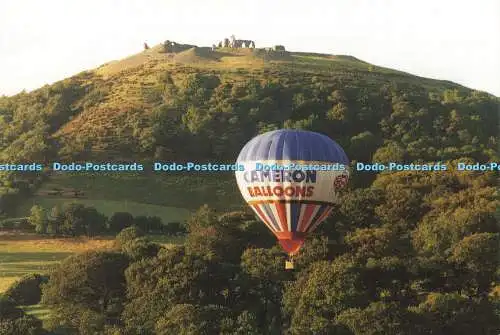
{"left": 23, "top": 203, "right": 186, "bottom": 237}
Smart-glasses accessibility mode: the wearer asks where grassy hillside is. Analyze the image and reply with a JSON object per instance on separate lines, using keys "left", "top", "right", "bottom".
{"left": 12, "top": 170, "right": 243, "bottom": 219}
{"left": 0, "top": 41, "right": 498, "bottom": 216}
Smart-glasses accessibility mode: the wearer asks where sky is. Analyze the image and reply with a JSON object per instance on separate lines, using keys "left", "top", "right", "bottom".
{"left": 1, "top": 0, "right": 499, "bottom": 97}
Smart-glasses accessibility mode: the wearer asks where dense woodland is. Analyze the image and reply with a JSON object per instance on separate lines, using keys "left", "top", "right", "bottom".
{"left": 0, "top": 55, "right": 499, "bottom": 334}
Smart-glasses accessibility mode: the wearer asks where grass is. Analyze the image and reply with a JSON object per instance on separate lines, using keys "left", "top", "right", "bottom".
{"left": 0, "top": 232, "right": 183, "bottom": 293}
{"left": 0, "top": 234, "right": 115, "bottom": 293}
{"left": 19, "top": 171, "right": 244, "bottom": 214}
{"left": 21, "top": 304, "right": 52, "bottom": 321}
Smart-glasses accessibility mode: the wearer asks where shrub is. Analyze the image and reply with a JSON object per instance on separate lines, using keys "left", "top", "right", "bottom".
{"left": 0, "top": 315, "right": 44, "bottom": 335}
{"left": 4, "top": 274, "right": 48, "bottom": 305}
{"left": 115, "top": 226, "right": 145, "bottom": 248}
{"left": 121, "top": 237, "right": 161, "bottom": 261}
{"left": 0, "top": 296, "right": 23, "bottom": 320}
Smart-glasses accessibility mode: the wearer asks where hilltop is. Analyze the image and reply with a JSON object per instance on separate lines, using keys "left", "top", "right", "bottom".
{"left": 0, "top": 39, "right": 498, "bottom": 217}
{"left": 0, "top": 40, "right": 498, "bottom": 335}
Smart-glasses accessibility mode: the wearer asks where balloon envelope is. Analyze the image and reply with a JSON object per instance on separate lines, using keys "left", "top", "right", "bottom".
{"left": 235, "top": 129, "right": 349, "bottom": 256}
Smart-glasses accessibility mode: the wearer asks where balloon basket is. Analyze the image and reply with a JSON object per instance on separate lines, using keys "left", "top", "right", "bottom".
{"left": 285, "top": 259, "right": 294, "bottom": 270}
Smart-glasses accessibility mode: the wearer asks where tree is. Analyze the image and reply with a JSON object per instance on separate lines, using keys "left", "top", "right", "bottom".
{"left": 449, "top": 233, "right": 499, "bottom": 295}
{"left": 182, "top": 106, "right": 211, "bottom": 135}
{"left": 163, "top": 221, "right": 187, "bottom": 235}
{"left": 328, "top": 188, "right": 384, "bottom": 231}
{"left": 123, "top": 246, "right": 235, "bottom": 334}
{"left": 77, "top": 309, "right": 105, "bottom": 335}
{"left": 239, "top": 247, "right": 289, "bottom": 334}
{"left": 372, "top": 141, "right": 407, "bottom": 163}
{"left": 155, "top": 304, "right": 223, "bottom": 335}
{"left": 345, "top": 228, "right": 403, "bottom": 261}
{"left": 57, "top": 203, "right": 107, "bottom": 236}
{"left": 220, "top": 310, "right": 261, "bottom": 335}
{"left": 42, "top": 251, "right": 129, "bottom": 332}
{"left": 374, "top": 184, "right": 424, "bottom": 228}
{"left": 115, "top": 226, "right": 145, "bottom": 249}
{"left": 108, "top": 212, "right": 134, "bottom": 233}
{"left": 3, "top": 273, "right": 48, "bottom": 305}
{"left": 327, "top": 102, "right": 349, "bottom": 121}
{"left": 186, "top": 205, "right": 218, "bottom": 232}
{"left": 283, "top": 256, "right": 368, "bottom": 334}
{"left": 184, "top": 219, "right": 246, "bottom": 263}
{"left": 0, "top": 297, "right": 44, "bottom": 335}
{"left": 293, "top": 236, "right": 331, "bottom": 270}
{"left": 121, "top": 237, "right": 161, "bottom": 261}
{"left": 0, "top": 315, "right": 44, "bottom": 335}
{"left": 336, "top": 301, "right": 419, "bottom": 334}
{"left": 0, "top": 297, "right": 23, "bottom": 320}
{"left": 133, "top": 215, "right": 164, "bottom": 233}
{"left": 413, "top": 207, "right": 497, "bottom": 257}
{"left": 349, "top": 131, "right": 380, "bottom": 161}
{"left": 28, "top": 205, "right": 47, "bottom": 234}
{"left": 409, "top": 293, "right": 498, "bottom": 334}
{"left": 60, "top": 203, "right": 85, "bottom": 236}
{"left": 47, "top": 205, "right": 64, "bottom": 235}
{"left": 83, "top": 206, "right": 107, "bottom": 237}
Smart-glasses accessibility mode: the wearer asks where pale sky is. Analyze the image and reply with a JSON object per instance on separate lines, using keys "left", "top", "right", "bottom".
{"left": 1, "top": 0, "right": 499, "bottom": 97}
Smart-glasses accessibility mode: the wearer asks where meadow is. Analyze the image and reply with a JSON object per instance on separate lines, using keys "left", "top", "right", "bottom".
{"left": 15, "top": 171, "right": 243, "bottom": 219}
{"left": 0, "top": 233, "right": 115, "bottom": 293}
{"left": 0, "top": 233, "right": 184, "bottom": 293}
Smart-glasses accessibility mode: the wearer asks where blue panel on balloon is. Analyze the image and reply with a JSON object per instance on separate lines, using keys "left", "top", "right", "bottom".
{"left": 237, "top": 129, "right": 349, "bottom": 164}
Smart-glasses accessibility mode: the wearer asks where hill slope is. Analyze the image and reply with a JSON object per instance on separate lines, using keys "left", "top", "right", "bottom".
{"left": 0, "top": 41, "right": 498, "bottom": 216}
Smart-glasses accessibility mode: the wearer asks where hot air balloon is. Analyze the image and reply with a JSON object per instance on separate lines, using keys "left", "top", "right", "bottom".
{"left": 235, "top": 129, "right": 349, "bottom": 269}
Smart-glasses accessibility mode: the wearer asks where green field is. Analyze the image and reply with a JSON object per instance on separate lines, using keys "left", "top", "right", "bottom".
{"left": 0, "top": 234, "right": 116, "bottom": 293}
{"left": 0, "top": 233, "right": 183, "bottom": 293}
{"left": 16, "top": 171, "right": 244, "bottom": 219}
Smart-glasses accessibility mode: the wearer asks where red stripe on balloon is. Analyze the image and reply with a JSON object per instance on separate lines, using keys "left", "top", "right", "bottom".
{"left": 307, "top": 206, "right": 334, "bottom": 233}
{"left": 317, "top": 206, "right": 334, "bottom": 223}
{"left": 252, "top": 204, "right": 275, "bottom": 233}
{"left": 297, "top": 204, "right": 315, "bottom": 232}
{"left": 274, "top": 202, "right": 289, "bottom": 233}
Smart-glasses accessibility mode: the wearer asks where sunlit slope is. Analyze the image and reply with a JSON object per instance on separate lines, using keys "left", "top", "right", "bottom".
{"left": 1, "top": 41, "right": 497, "bottom": 214}
{"left": 50, "top": 44, "right": 465, "bottom": 156}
